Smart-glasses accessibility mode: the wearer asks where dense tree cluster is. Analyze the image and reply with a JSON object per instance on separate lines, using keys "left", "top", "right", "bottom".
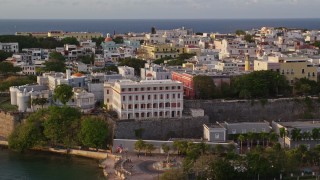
{"left": 0, "top": 75, "right": 36, "bottom": 91}
{"left": 294, "top": 78, "right": 320, "bottom": 96}
{"left": 232, "top": 70, "right": 290, "bottom": 99}
{"left": 194, "top": 75, "right": 216, "bottom": 99}
{"left": 79, "top": 55, "right": 94, "bottom": 65}
{"left": 113, "top": 36, "right": 124, "bottom": 44}
{"left": 0, "top": 62, "right": 22, "bottom": 75}
{"left": 0, "top": 50, "right": 13, "bottom": 62}
{"left": 161, "top": 139, "right": 320, "bottom": 180}
{"left": 60, "top": 37, "right": 79, "bottom": 46}
{"left": 118, "top": 58, "right": 147, "bottom": 76}
{"left": 235, "top": 30, "right": 246, "bottom": 36}
{"left": 153, "top": 53, "right": 195, "bottom": 66}
{"left": 0, "top": 35, "right": 63, "bottom": 50}
{"left": 8, "top": 106, "right": 110, "bottom": 152}
{"left": 91, "top": 37, "right": 105, "bottom": 47}
{"left": 43, "top": 52, "right": 66, "bottom": 72}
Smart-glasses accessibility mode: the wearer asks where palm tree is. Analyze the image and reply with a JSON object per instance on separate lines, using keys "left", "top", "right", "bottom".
{"left": 302, "top": 131, "right": 311, "bottom": 141}
{"left": 312, "top": 128, "right": 320, "bottom": 141}
{"left": 291, "top": 128, "right": 302, "bottom": 141}
{"left": 238, "top": 134, "right": 245, "bottom": 154}
{"left": 260, "top": 132, "right": 268, "bottom": 147}
{"left": 247, "top": 132, "right": 254, "bottom": 149}
{"left": 268, "top": 132, "right": 279, "bottom": 147}
{"left": 279, "top": 127, "right": 287, "bottom": 148}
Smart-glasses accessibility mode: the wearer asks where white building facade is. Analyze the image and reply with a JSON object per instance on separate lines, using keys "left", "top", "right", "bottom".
{"left": 0, "top": 42, "right": 19, "bottom": 53}
{"left": 104, "top": 79, "right": 183, "bottom": 120}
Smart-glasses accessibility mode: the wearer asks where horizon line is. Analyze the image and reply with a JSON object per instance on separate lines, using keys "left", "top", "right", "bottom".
{"left": 1, "top": 18, "right": 320, "bottom": 20}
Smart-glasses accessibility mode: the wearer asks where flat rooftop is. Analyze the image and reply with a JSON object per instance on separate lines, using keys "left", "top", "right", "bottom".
{"left": 117, "top": 79, "right": 182, "bottom": 85}
{"left": 204, "top": 123, "right": 225, "bottom": 129}
{"left": 277, "top": 121, "right": 320, "bottom": 128}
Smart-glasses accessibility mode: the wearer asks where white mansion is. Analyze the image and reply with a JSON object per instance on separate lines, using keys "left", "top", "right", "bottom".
{"left": 104, "top": 79, "right": 183, "bottom": 120}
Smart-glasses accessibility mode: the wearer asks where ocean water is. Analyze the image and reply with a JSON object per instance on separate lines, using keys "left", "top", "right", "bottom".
{"left": 0, "top": 148, "right": 105, "bottom": 180}
{"left": 0, "top": 19, "right": 319, "bottom": 35}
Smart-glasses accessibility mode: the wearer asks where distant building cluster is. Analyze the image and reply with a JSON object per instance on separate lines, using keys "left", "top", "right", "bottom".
{"left": 3, "top": 26, "right": 319, "bottom": 124}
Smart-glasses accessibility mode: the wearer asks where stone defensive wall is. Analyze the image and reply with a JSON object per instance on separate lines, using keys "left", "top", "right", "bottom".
{"left": 184, "top": 98, "right": 315, "bottom": 123}
{"left": 0, "top": 111, "right": 25, "bottom": 139}
{"left": 110, "top": 116, "right": 209, "bottom": 140}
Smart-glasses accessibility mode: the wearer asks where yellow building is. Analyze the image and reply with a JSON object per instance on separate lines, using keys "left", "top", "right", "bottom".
{"left": 138, "top": 43, "right": 185, "bottom": 60}
{"left": 186, "top": 46, "right": 201, "bottom": 56}
{"left": 48, "top": 31, "right": 64, "bottom": 38}
{"left": 182, "top": 63, "right": 195, "bottom": 70}
{"left": 280, "top": 58, "right": 317, "bottom": 83}
{"left": 63, "top": 32, "right": 103, "bottom": 40}
{"left": 254, "top": 56, "right": 317, "bottom": 83}
{"left": 15, "top": 32, "right": 48, "bottom": 38}
{"left": 48, "top": 31, "right": 102, "bottom": 40}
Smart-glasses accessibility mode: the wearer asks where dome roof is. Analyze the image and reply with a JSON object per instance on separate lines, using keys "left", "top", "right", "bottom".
{"left": 146, "top": 73, "right": 153, "bottom": 77}
{"left": 72, "top": 72, "right": 84, "bottom": 77}
{"left": 105, "top": 37, "right": 113, "bottom": 42}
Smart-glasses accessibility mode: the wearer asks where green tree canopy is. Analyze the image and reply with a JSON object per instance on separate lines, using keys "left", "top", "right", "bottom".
{"left": 79, "top": 117, "right": 109, "bottom": 150}
{"left": 235, "top": 29, "right": 246, "bottom": 36}
{"left": 232, "top": 70, "right": 290, "bottom": 99}
{"left": 0, "top": 62, "right": 21, "bottom": 74}
{"left": 118, "top": 58, "right": 146, "bottom": 76}
{"left": 79, "top": 55, "right": 94, "bottom": 65}
{"left": 0, "top": 35, "right": 63, "bottom": 50}
{"left": 113, "top": 36, "right": 124, "bottom": 44}
{"left": 194, "top": 75, "right": 216, "bottom": 99}
{"left": 61, "top": 37, "right": 79, "bottom": 46}
{"left": 134, "top": 139, "right": 146, "bottom": 154}
{"left": 8, "top": 109, "right": 48, "bottom": 152}
{"left": 49, "top": 51, "right": 65, "bottom": 61}
{"left": 0, "top": 50, "right": 13, "bottom": 62}
{"left": 294, "top": 78, "right": 319, "bottom": 96}
{"left": 0, "top": 75, "right": 36, "bottom": 91}
{"left": 43, "top": 106, "right": 81, "bottom": 147}
{"left": 43, "top": 60, "right": 65, "bottom": 72}
{"left": 244, "top": 34, "right": 255, "bottom": 43}
{"left": 42, "top": 51, "right": 66, "bottom": 72}
{"left": 91, "top": 37, "right": 105, "bottom": 47}
{"left": 53, "top": 84, "right": 74, "bottom": 105}
{"left": 32, "top": 97, "right": 48, "bottom": 109}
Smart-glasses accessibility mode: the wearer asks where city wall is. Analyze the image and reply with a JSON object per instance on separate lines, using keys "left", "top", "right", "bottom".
{"left": 0, "top": 111, "right": 24, "bottom": 139}
{"left": 110, "top": 116, "right": 209, "bottom": 140}
{"left": 184, "top": 98, "right": 314, "bottom": 123}
{"left": 107, "top": 98, "right": 318, "bottom": 141}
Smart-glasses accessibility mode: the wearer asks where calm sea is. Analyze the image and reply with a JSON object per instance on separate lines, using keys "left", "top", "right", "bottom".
{"left": 0, "top": 148, "right": 105, "bottom": 180}
{"left": 0, "top": 19, "right": 319, "bottom": 35}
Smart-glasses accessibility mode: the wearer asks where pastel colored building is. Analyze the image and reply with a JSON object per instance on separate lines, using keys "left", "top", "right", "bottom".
{"left": 171, "top": 72, "right": 195, "bottom": 99}
{"left": 254, "top": 56, "right": 317, "bottom": 84}
{"left": 138, "top": 43, "right": 185, "bottom": 60}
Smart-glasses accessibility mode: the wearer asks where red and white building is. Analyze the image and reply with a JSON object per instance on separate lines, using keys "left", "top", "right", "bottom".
{"left": 104, "top": 79, "right": 183, "bottom": 120}
{"left": 171, "top": 72, "right": 195, "bottom": 99}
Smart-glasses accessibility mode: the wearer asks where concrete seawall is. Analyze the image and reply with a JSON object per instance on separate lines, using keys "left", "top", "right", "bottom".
{"left": 0, "top": 140, "right": 112, "bottom": 160}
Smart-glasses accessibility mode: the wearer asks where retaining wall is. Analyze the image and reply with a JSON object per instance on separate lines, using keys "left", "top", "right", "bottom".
{"left": 0, "top": 111, "right": 24, "bottom": 139}
{"left": 184, "top": 98, "right": 315, "bottom": 123}
{"left": 112, "top": 116, "right": 209, "bottom": 140}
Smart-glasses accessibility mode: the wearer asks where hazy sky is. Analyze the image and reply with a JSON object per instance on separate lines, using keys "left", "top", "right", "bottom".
{"left": 0, "top": 0, "right": 319, "bottom": 19}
